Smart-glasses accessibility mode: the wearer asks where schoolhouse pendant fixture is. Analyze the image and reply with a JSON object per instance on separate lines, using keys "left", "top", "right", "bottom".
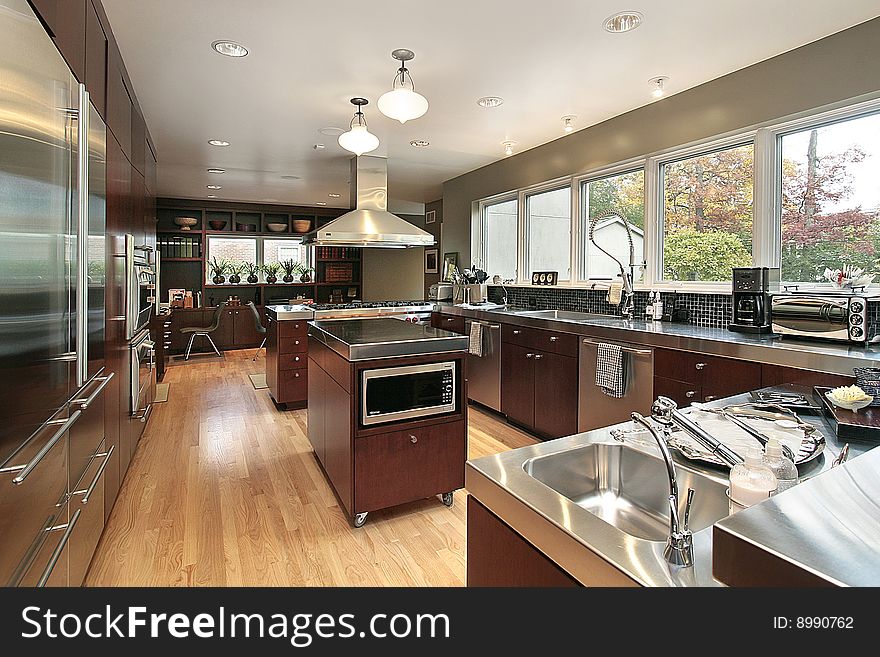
{"left": 338, "top": 98, "right": 380, "bottom": 156}
{"left": 377, "top": 49, "right": 429, "bottom": 124}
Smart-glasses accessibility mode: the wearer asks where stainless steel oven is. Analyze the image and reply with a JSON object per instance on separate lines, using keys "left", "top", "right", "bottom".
{"left": 130, "top": 329, "right": 155, "bottom": 423}
{"left": 361, "top": 361, "right": 457, "bottom": 426}
{"left": 125, "top": 234, "right": 155, "bottom": 340}
{"left": 771, "top": 293, "right": 877, "bottom": 344}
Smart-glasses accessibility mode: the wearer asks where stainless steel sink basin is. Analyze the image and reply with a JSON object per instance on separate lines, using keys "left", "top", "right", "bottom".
{"left": 512, "top": 309, "right": 606, "bottom": 321}
{"left": 523, "top": 443, "right": 730, "bottom": 541}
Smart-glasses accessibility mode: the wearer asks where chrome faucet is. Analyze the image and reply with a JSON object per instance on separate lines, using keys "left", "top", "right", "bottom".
{"left": 631, "top": 412, "right": 695, "bottom": 567}
{"left": 588, "top": 209, "right": 643, "bottom": 321}
{"left": 650, "top": 396, "right": 743, "bottom": 468}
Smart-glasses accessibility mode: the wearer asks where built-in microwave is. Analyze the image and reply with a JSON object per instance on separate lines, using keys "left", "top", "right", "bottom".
{"left": 361, "top": 361, "right": 457, "bottom": 426}
{"left": 771, "top": 292, "right": 878, "bottom": 344}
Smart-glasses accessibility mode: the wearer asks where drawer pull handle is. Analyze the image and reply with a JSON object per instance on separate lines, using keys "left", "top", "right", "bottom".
{"left": 74, "top": 372, "right": 114, "bottom": 410}
{"left": 534, "top": 354, "right": 544, "bottom": 360}
{"left": 549, "top": 336, "right": 558, "bottom": 342}
{"left": 704, "top": 395, "right": 717, "bottom": 402}
{"left": 294, "top": 356, "right": 301, "bottom": 362}
{"left": 294, "top": 372, "right": 300, "bottom": 378}
{"left": 37, "top": 508, "right": 82, "bottom": 587}
{"left": 685, "top": 391, "right": 697, "bottom": 399}
{"left": 295, "top": 340, "right": 300, "bottom": 345}
{"left": 525, "top": 353, "right": 534, "bottom": 359}
{"left": 513, "top": 330, "right": 521, "bottom": 335}
{"left": 695, "top": 362, "right": 706, "bottom": 370}
{"left": 2, "top": 411, "right": 82, "bottom": 484}
{"left": 72, "top": 444, "right": 115, "bottom": 505}
{"left": 409, "top": 435, "right": 418, "bottom": 444}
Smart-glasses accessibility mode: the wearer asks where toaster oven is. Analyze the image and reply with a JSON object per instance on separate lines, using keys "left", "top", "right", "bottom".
{"left": 770, "top": 293, "right": 878, "bottom": 344}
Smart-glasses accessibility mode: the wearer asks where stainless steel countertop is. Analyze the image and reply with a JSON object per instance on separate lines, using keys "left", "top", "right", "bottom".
{"left": 434, "top": 303, "right": 880, "bottom": 376}
{"left": 308, "top": 318, "right": 469, "bottom": 361}
{"left": 265, "top": 304, "right": 314, "bottom": 320}
{"left": 465, "top": 394, "right": 865, "bottom": 587}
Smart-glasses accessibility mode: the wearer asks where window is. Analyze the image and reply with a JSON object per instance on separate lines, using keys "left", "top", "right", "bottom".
{"left": 580, "top": 169, "right": 645, "bottom": 281}
{"left": 778, "top": 111, "right": 880, "bottom": 284}
{"left": 525, "top": 186, "right": 571, "bottom": 281}
{"left": 205, "top": 235, "right": 308, "bottom": 282}
{"left": 481, "top": 198, "right": 518, "bottom": 281}
{"left": 660, "top": 143, "right": 754, "bottom": 282}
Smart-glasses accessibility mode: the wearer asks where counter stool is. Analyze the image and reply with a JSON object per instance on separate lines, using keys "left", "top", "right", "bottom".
{"left": 248, "top": 301, "right": 268, "bottom": 361}
{"left": 181, "top": 303, "right": 226, "bottom": 360}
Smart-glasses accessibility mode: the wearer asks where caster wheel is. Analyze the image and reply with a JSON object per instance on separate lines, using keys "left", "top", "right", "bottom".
{"left": 353, "top": 512, "right": 368, "bottom": 528}
{"left": 441, "top": 492, "right": 454, "bottom": 507}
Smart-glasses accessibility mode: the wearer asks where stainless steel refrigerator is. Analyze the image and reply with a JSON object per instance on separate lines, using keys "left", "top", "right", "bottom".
{"left": 0, "top": 0, "right": 112, "bottom": 586}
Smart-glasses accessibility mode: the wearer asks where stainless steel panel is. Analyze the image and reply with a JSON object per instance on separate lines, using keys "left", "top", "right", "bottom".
{"left": 83, "top": 99, "right": 106, "bottom": 383}
{"left": 464, "top": 319, "right": 501, "bottom": 412}
{"left": 125, "top": 234, "right": 155, "bottom": 339}
{"left": 309, "top": 318, "right": 469, "bottom": 361}
{"left": 578, "top": 337, "right": 653, "bottom": 432}
{"left": 130, "top": 330, "right": 155, "bottom": 417}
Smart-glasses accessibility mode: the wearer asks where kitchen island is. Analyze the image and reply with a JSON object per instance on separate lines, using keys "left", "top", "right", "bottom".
{"left": 307, "top": 318, "right": 469, "bottom": 527}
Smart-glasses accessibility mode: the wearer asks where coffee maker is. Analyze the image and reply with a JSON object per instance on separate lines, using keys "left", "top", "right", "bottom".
{"left": 729, "top": 267, "right": 778, "bottom": 333}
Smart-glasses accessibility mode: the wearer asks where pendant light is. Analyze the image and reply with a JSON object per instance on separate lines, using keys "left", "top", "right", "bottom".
{"left": 338, "top": 98, "right": 380, "bottom": 155}
{"left": 377, "top": 49, "right": 429, "bottom": 124}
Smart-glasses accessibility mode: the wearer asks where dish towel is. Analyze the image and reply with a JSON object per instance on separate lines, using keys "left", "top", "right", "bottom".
{"left": 607, "top": 280, "right": 623, "bottom": 305}
{"left": 595, "top": 343, "right": 626, "bottom": 398}
{"left": 469, "top": 321, "right": 484, "bottom": 357}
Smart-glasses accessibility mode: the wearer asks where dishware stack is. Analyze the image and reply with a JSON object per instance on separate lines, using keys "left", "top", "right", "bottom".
{"left": 853, "top": 368, "right": 880, "bottom": 406}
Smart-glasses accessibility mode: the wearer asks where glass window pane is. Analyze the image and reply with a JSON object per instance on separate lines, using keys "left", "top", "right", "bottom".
{"left": 780, "top": 112, "right": 880, "bottom": 284}
{"left": 582, "top": 170, "right": 645, "bottom": 281}
{"left": 661, "top": 143, "right": 754, "bottom": 282}
{"left": 526, "top": 187, "right": 571, "bottom": 280}
{"left": 264, "top": 238, "right": 308, "bottom": 268}
{"left": 206, "top": 237, "right": 256, "bottom": 281}
{"left": 483, "top": 199, "right": 518, "bottom": 281}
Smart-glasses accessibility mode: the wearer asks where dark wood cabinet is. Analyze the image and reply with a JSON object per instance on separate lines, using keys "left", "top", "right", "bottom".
{"left": 653, "top": 375, "right": 700, "bottom": 408}
{"left": 29, "top": 0, "right": 87, "bottom": 81}
{"left": 467, "top": 497, "right": 580, "bottom": 587}
{"left": 761, "top": 364, "right": 853, "bottom": 389}
{"left": 131, "top": 109, "right": 146, "bottom": 175}
{"left": 84, "top": 0, "right": 106, "bottom": 117}
{"left": 306, "top": 350, "right": 326, "bottom": 462}
{"left": 130, "top": 167, "right": 145, "bottom": 248}
{"left": 431, "top": 312, "right": 465, "bottom": 334}
{"left": 501, "top": 342, "right": 535, "bottom": 429}
{"left": 105, "top": 133, "right": 129, "bottom": 257}
{"left": 210, "top": 307, "right": 267, "bottom": 349}
{"left": 501, "top": 326, "right": 578, "bottom": 439}
{"left": 106, "top": 45, "right": 132, "bottom": 157}
{"left": 266, "top": 316, "right": 308, "bottom": 408}
{"left": 653, "top": 347, "right": 761, "bottom": 406}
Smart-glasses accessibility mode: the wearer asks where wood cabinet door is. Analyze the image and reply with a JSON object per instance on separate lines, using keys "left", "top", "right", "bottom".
{"left": 324, "top": 373, "right": 353, "bottom": 515}
{"left": 266, "top": 316, "right": 278, "bottom": 395}
{"left": 105, "top": 133, "right": 129, "bottom": 257}
{"left": 30, "top": 0, "right": 87, "bottom": 81}
{"left": 233, "top": 307, "right": 260, "bottom": 346}
{"left": 432, "top": 313, "right": 465, "bottom": 334}
{"left": 697, "top": 356, "right": 761, "bottom": 402}
{"left": 533, "top": 351, "right": 578, "bottom": 439}
{"left": 501, "top": 342, "right": 535, "bottom": 429}
{"left": 106, "top": 46, "right": 131, "bottom": 157}
{"left": 307, "top": 358, "right": 326, "bottom": 464}
{"left": 211, "top": 309, "right": 235, "bottom": 349}
{"left": 85, "top": 0, "right": 106, "bottom": 117}
{"left": 129, "top": 167, "right": 145, "bottom": 248}
{"left": 131, "top": 109, "right": 146, "bottom": 175}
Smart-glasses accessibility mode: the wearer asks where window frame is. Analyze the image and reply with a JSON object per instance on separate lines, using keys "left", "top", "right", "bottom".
{"left": 205, "top": 234, "right": 310, "bottom": 284}
{"left": 518, "top": 176, "right": 574, "bottom": 285}
{"left": 476, "top": 192, "right": 520, "bottom": 283}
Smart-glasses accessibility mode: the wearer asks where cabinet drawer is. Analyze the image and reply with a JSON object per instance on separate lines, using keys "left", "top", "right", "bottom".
{"left": 280, "top": 336, "right": 308, "bottom": 353}
{"left": 502, "top": 323, "right": 531, "bottom": 347}
{"left": 279, "top": 369, "right": 307, "bottom": 402}
{"left": 354, "top": 420, "right": 465, "bottom": 513}
{"left": 279, "top": 353, "right": 307, "bottom": 370}
{"left": 432, "top": 313, "right": 465, "bottom": 334}
{"left": 68, "top": 439, "right": 109, "bottom": 586}
{"left": 654, "top": 348, "right": 697, "bottom": 384}
{"left": 280, "top": 320, "right": 309, "bottom": 338}
{"left": 502, "top": 324, "right": 578, "bottom": 357}
{"left": 653, "top": 376, "right": 701, "bottom": 408}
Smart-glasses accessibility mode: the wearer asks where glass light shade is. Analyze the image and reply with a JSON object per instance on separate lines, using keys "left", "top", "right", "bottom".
{"left": 377, "top": 88, "right": 429, "bottom": 124}
{"left": 338, "top": 124, "right": 380, "bottom": 155}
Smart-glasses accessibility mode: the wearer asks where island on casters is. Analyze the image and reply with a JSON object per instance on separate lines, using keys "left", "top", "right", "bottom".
{"left": 307, "top": 317, "right": 469, "bottom": 527}
{"left": 265, "top": 305, "right": 314, "bottom": 409}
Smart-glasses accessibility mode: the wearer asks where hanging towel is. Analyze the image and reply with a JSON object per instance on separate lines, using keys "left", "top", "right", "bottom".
{"left": 469, "top": 321, "right": 484, "bottom": 357}
{"left": 595, "top": 343, "right": 626, "bottom": 398}
{"left": 607, "top": 280, "right": 623, "bottom": 305}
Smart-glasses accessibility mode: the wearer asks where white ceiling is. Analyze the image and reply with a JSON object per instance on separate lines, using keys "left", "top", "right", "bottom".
{"left": 103, "top": 0, "right": 880, "bottom": 209}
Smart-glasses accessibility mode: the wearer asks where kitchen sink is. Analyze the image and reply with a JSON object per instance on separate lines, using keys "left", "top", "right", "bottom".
{"left": 523, "top": 443, "right": 730, "bottom": 541}
{"left": 512, "top": 309, "right": 607, "bottom": 321}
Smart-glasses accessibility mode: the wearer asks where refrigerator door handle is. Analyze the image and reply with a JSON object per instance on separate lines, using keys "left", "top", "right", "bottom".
{"left": 73, "top": 372, "right": 114, "bottom": 410}
{"left": 75, "top": 84, "right": 89, "bottom": 386}
{"left": 2, "top": 410, "right": 82, "bottom": 484}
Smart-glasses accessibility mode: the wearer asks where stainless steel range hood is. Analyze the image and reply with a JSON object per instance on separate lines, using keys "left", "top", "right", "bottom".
{"left": 302, "top": 156, "right": 435, "bottom": 248}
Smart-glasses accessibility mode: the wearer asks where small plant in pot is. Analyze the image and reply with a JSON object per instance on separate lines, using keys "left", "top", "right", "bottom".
{"left": 244, "top": 262, "right": 260, "bottom": 284}
{"left": 262, "top": 262, "right": 281, "bottom": 284}
{"left": 294, "top": 262, "right": 314, "bottom": 283}
{"left": 280, "top": 259, "right": 297, "bottom": 283}
{"left": 227, "top": 261, "right": 244, "bottom": 284}
{"left": 209, "top": 257, "right": 228, "bottom": 285}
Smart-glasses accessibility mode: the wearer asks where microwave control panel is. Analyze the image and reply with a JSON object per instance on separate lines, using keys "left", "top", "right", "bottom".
{"left": 441, "top": 368, "right": 455, "bottom": 405}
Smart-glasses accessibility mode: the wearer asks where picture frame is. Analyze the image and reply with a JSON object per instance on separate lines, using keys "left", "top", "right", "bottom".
{"left": 426, "top": 209, "right": 436, "bottom": 224}
{"left": 425, "top": 248, "right": 439, "bottom": 274}
{"left": 442, "top": 252, "right": 459, "bottom": 281}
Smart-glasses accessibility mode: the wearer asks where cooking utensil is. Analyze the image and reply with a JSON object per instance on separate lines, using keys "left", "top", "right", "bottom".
{"left": 832, "top": 443, "right": 850, "bottom": 467}
{"left": 720, "top": 408, "right": 797, "bottom": 462}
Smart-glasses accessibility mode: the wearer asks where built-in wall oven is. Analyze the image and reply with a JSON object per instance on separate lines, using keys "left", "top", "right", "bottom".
{"left": 125, "top": 234, "right": 155, "bottom": 340}
{"left": 361, "top": 361, "right": 457, "bottom": 426}
{"left": 130, "top": 329, "right": 155, "bottom": 423}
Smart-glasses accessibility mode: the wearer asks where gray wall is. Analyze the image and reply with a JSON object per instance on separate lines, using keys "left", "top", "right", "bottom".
{"left": 441, "top": 18, "right": 880, "bottom": 266}
{"left": 361, "top": 213, "right": 428, "bottom": 301}
{"left": 423, "top": 199, "right": 442, "bottom": 297}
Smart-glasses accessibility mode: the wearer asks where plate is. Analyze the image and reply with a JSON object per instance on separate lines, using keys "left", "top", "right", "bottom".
{"left": 665, "top": 404, "right": 825, "bottom": 468}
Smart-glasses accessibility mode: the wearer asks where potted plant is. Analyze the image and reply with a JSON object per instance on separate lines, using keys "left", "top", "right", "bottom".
{"left": 244, "top": 262, "right": 260, "bottom": 284}
{"left": 294, "top": 262, "right": 315, "bottom": 283}
{"left": 227, "top": 261, "right": 244, "bottom": 284}
{"left": 209, "top": 257, "right": 228, "bottom": 285}
{"left": 280, "top": 259, "right": 297, "bottom": 283}
{"left": 262, "top": 262, "right": 281, "bottom": 284}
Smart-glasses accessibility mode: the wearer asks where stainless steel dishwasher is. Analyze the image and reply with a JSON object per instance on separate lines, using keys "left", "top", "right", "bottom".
{"left": 464, "top": 318, "right": 502, "bottom": 412}
{"left": 578, "top": 337, "right": 654, "bottom": 432}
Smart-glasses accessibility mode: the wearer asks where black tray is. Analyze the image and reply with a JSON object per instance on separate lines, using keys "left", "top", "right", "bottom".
{"left": 815, "top": 386, "right": 880, "bottom": 443}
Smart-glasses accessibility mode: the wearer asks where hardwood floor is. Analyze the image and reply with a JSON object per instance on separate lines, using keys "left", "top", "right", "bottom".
{"left": 85, "top": 349, "right": 538, "bottom": 586}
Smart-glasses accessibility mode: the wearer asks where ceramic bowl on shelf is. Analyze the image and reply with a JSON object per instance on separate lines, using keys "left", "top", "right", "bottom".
{"left": 174, "top": 216, "right": 198, "bottom": 231}
{"left": 208, "top": 220, "right": 226, "bottom": 231}
{"left": 236, "top": 223, "right": 256, "bottom": 232}
{"left": 266, "top": 223, "right": 287, "bottom": 232}
{"left": 292, "top": 219, "right": 312, "bottom": 233}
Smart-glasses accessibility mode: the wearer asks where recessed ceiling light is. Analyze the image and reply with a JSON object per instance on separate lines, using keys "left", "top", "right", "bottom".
{"left": 206, "top": 168, "right": 225, "bottom": 174}
{"left": 410, "top": 139, "right": 430, "bottom": 148}
{"left": 603, "top": 11, "right": 643, "bottom": 33}
{"left": 649, "top": 76, "right": 669, "bottom": 98}
{"left": 208, "top": 139, "right": 230, "bottom": 147}
{"left": 502, "top": 140, "right": 517, "bottom": 156}
{"left": 561, "top": 115, "right": 577, "bottom": 133}
{"left": 318, "top": 127, "right": 345, "bottom": 137}
{"left": 477, "top": 96, "right": 504, "bottom": 108}
{"left": 281, "top": 175, "right": 300, "bottom": 180}
{"left": 328, "top": 193, "right": 341, "bottom": 198}
{"left": 206, "top": 184, "right": 222, "bottom": 189}
{"left": 316, "top": 202, "right": 327, "bottom": 206}
{"left": 211, "top": 40, "right": 248, "bottom": 57}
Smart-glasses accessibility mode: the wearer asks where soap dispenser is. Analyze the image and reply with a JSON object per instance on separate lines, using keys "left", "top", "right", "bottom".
{"left": 729, "top": 448, "right": 777, "bottom": 510}
{"left": 763, "top": 438, "right": 798, "bottom": 493}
